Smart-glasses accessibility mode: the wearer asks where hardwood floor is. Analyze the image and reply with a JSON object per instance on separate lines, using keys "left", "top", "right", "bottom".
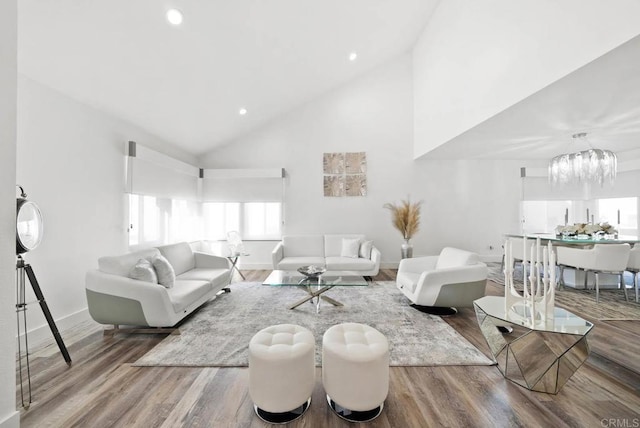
{"left": 18, "top": 269, "right": 640, "bottom": 427}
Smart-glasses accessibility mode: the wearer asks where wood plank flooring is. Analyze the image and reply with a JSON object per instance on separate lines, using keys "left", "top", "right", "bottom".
{"left": 18, "top": 269, "right": 640, "bottom": 427}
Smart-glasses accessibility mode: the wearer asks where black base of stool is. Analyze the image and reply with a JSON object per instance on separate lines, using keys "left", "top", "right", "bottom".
{"left": 254, "top": 398, "right": 310, "bottom": 424}
{"left": 410, "top": 304, "right": 458, "bottom": 316}
{"left": 327, "top": 395, "right": 383, "bottom": 423}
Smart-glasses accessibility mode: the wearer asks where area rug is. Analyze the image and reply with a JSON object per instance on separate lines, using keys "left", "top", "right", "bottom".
{"left": 487, "top": 262, "right": 640, "bottom": 321}
{"left": 134, "top": 281, "right": 493, "bottom": 367}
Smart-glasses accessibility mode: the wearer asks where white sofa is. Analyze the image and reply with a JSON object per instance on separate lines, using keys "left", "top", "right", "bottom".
{"left": 85, "top": 242, "right": 231, "bottom": 328}
{"left": 271, "top": 234, "right": 381, "bottom": 276}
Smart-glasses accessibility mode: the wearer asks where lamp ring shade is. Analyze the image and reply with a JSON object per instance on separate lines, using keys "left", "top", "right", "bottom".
{"left": 16, "top": 198, "right": 43, "bottom": 254}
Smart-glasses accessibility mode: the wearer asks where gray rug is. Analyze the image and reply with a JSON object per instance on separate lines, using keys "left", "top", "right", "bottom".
{"left": 134, "top": 281, "right": 493, "bottom": 367}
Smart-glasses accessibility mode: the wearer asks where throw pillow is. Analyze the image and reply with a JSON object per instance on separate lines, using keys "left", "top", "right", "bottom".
{"left": 340, "top": 238, "right": 361, "bottom": 258}
{"left": 128, "top": 258, "right": 158, "bottom": 284}
{"left": 152, "top": 254, "right": 176, "bottom": 288}
{"left": 359, "top": 240, "right": 373, "bottom": 259}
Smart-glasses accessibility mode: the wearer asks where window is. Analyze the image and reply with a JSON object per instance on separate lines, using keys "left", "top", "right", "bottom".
{"left": 129, "top": 197, "right": 282, "bottom": 247}
{"left": 244, "top": 202, "right": 282, "bottom": 240}
{"left": 598, "top": 197, "right": 638, "bottom": 236}
{"left": 521, "top": 197, "right": 638, "bottom": 236}
{"left": 203, "top": 202, "right": 281, "bottom": 240}
{"left": 521, "top": 200, "right": 572, "bottom": 234}
{"left": 203, "top": 202, "right": 240, "bottom": 240}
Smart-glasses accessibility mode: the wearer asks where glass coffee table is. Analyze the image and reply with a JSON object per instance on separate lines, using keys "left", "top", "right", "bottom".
{"left": 263, "top": 270, "right": 368, "bottom": 311}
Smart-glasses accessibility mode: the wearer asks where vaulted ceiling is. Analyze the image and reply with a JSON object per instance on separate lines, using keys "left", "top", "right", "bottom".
{"left": 17, "top": 2, "right": 640, "bottom": 162}
{"left": 18, "top": 0, "right": 439, "bottom": 156}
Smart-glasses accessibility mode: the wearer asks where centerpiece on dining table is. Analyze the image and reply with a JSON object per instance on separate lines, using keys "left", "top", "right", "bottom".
{"left": 555, "top": 222, "right": 617, "bottom": 238}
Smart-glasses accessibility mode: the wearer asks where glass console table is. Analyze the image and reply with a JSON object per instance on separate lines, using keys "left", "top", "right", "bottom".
{"left": 263, "top": 271, "right": 368, "bottom": 312}
{"left": 473, "top": 296, "right": 593, "bottom": 394}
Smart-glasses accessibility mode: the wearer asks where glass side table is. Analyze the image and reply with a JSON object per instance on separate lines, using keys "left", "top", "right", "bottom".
{"left": 227, "top": 253, "right": 249, "bottom": 283}
{"left": 473, "top": 296, "right": 593, "bottom": 394}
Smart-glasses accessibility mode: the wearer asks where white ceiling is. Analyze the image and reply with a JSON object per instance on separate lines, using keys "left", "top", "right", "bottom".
{"left": 423, "top": 33, "right": 640, "bottom": 161}
{"left": 18, "top": 0, "right": 439, "bottom": 156}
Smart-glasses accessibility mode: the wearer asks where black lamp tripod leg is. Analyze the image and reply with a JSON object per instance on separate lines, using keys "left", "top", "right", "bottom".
{"left": 24, "top": 264, "right": 72, "bottom": 365}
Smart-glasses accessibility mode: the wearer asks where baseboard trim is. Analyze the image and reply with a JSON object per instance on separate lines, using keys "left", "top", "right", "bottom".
{"left": 17, "top": 307, "right": 91, "bottom": 349}
{"left": 0, "top": 411, "right": 19, "bottom": 428}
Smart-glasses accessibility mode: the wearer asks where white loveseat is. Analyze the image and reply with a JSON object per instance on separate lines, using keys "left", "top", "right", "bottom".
{"left": 85, "top": 242, "right": 231, "bottom": 328}
{"left": 271, "top": 234, "right": 381, "bottom": 276}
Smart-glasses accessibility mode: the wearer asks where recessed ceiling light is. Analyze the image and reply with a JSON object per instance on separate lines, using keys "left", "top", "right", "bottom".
{"left": 349, "top": 52, "right": 358, "bottom": 62}
{"left": 239, "top": 108, "right": 247, "bottom": 116}
{"left": 166, "top": 9, "right": 183, "bottom": 26}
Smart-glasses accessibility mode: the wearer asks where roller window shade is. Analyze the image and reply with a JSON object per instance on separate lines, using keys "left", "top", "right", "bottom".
{"left": 127, "top": 143, "right": 199, "bottom": 200}
{"left": 202, "top": 169, "right": 284, "bottom": 202}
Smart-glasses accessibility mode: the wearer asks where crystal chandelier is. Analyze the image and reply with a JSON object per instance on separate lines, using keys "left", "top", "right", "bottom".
{"left": 548, "top": 132, "right": 617, "bottom": 186}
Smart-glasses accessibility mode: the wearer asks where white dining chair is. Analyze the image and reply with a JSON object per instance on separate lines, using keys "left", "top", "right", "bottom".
{"left": 626, "top": 244, "right": 640, "bottom": 303}
{"left": 556, "top": 243, "right": 631, "bottom": 303}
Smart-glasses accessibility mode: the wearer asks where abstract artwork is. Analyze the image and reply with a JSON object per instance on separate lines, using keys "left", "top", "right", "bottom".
{"left": 324, "top": 175, "right": 345, "bottom": 197}
{"left": 323, "top": 152, "right": 367, "bottom": 197}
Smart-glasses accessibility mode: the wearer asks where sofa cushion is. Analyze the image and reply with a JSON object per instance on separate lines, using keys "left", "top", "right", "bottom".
{"left": 340, "top": 238, "right": 361, "bottom": 258}
{"left": 128, "top": 259, "right": 158, "bottom": 284}
{"left": 324, "top": 234, "right": 366, "bottom": 257}
{"left": 98, "top": 248, "right": 161, "bottom": 277}
{"left": 325, "top": 256, "right": 376, "bottom": 271}
{"left": 282, "top": 235, "right": 325, "bottom": 257}
{"left": 435, "top": 247, "right": 479, "bottom": 270}
{"left": 177, "top": 268, "right": 229, "bottom": 284}
{"left": 157, "top": 242, "right": 196, "bottom": 276}
{"left": 359, "top": 240, "right": 373, "bottom": 259}
{"left": 153, "top": 255, "right": 176, "bottom": 288}
{"left": 276, "top": 257, "right": 326, "bottom": 270}
{"left": 167, "top": 280, "right": 212, "bottom": 313}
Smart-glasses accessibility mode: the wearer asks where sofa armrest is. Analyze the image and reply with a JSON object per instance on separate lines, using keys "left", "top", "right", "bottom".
{"left": 193, "top": 251, "right": 230, "bottom": 269}
{"left": 272, "top": 242, "right": 284, "bottom": 268}
{"left": 85, "top": 270, "right": 176, "bottom": 326}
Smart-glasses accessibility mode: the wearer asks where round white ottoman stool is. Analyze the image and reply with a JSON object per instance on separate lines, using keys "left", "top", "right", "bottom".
{"left": 249, "top": 324, "right": 315, "bottom": 424}
{"left": 322, "top": 322, "right": 389, "bottom": 422}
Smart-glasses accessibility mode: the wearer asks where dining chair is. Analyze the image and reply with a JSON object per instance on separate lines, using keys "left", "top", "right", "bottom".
{"left": 556, "top": 243, "right": 631, "bottom": 303}
{"left": 626, "top": 244, "right": 640, "bottom": 303}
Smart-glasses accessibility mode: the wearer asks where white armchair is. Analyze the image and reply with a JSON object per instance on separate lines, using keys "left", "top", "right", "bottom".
{"left": 396, "top": 247, "right": 488, "bottom": 315}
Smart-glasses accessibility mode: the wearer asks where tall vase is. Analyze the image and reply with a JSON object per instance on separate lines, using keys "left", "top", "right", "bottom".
{"left": 401, "top": 239, "right": 413, "bottom": 259}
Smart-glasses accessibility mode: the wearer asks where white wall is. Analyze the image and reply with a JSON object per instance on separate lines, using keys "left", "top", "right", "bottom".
{"left": 412, "top": 0, "right": 640, "bottom": 159}
{"left": 0, "top": 2, "right": 19, "bottom": 426}
{"left": 202, "top": 54, "right": 523, "bottom": 266}
{"left": 16, "top": 76, "right": 196, "bottom": 345}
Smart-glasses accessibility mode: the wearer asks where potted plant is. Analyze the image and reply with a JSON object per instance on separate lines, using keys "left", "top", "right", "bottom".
{"left": 383, "top": 198, "right": 422, "bottom": 258}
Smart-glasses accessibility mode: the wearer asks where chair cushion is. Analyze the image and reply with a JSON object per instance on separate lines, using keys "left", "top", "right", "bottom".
{"left": 283, "top": 235, "right": 325, "bottom": 257}
{"left": 435, "top": 247, "right": 479, "bottom": 269}
{"left": 325, "top": 257, "right": 375, "bottom": 271}
{"left": 167, "top": 280, "right": 212, "bottom": 312}
{"left": 157, "top": 242, "right": 196, "bottom": 276}
{"left": 276, "top": 257, "right": 326, "bottom": 270}
{"left": 98, "top": 248, "right": 160, "bottom": 277}
{"left": 396, "top": 271, "right": 420, "bottom": 294}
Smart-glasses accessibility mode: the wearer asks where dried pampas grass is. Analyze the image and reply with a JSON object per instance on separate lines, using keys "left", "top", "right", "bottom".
{"left": 383, "top": 199, "right": 422, "bottom": 239}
